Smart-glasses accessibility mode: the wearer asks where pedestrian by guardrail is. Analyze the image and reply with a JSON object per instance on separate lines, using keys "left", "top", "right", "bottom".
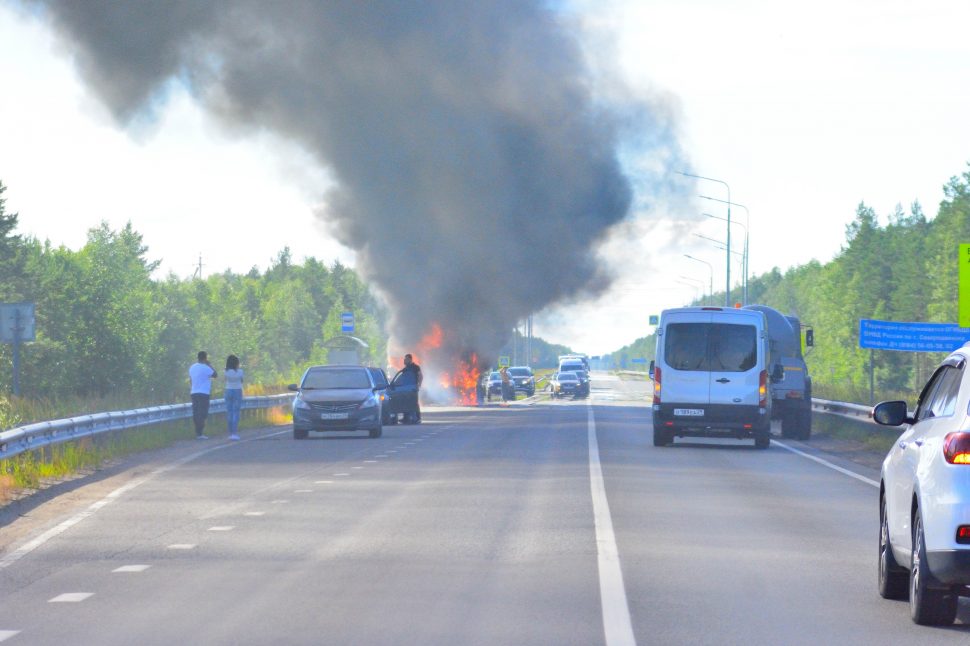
{"left": 0, "top": 394, "right": 292, "bottom": 460}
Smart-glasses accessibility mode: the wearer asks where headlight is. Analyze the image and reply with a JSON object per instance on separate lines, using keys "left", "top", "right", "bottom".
{"left": 359, "top": 395, "right": 378, "bottom": 409}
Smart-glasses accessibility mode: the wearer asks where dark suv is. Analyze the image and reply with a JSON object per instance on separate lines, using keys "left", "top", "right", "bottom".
{"left": 508, "top": 366, "right": 536, "bottom": 396}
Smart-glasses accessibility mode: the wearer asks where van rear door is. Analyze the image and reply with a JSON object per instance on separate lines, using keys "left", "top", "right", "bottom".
{"left": 660, "top": 311, "right": 713, "bottom": 407}
{"left": 707, "top": 311, "right": 760, "bottom": 407}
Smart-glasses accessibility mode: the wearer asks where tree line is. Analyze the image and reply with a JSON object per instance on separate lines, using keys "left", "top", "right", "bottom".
{"left": 0, "top": 180, "right": 387, "bottom": 402}
{"left": 610, "top": 164, "right": 970, "bottom": 403}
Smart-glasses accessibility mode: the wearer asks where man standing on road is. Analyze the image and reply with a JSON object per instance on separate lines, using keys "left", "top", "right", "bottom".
{"left": 402, "top": 353, "right": 423, "bottom": 422}
{"left": 189, "top": 351, "right": 218, "bottom": 439}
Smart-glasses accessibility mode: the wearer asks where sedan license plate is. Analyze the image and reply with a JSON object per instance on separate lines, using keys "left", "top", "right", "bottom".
{"left": 320, "top": 412, "right": 349, "bottom": 420}
{"left": 673, "top": 408, "right": 704, "bottom": 417}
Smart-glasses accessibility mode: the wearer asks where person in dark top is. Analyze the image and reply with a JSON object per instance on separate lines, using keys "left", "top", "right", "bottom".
{"left": 402, "top": 353, "right": 423, "bottom": 422}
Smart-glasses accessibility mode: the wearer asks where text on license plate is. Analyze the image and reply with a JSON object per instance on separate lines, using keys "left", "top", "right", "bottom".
{"left": 321, "top": 412, "right": 349, "bottom": 420}
{"left": 673, "top": 408, "right": 704, "bottom": 416}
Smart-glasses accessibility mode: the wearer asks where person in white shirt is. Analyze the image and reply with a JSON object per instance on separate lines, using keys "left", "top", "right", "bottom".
{"left": 188, "top": 351, "right": 217, "bottom": 439}
{"left": 224, "top": 354, "right": 244, "bottom": 440}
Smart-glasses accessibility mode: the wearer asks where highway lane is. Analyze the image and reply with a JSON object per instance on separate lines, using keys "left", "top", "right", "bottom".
{"left": 1, "top": 374, "right": 969, "bottom": 644}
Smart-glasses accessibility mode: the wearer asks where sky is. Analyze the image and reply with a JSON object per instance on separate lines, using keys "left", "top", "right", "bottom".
{"left": 1, "top": 0, "right": 969, "bottom": 356}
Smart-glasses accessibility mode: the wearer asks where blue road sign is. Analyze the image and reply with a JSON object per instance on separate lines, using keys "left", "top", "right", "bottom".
{"left": 341, "top": 311, "right": 354, "bottom": 333}
{"left": 859, "top": 319, "right": 970, "bottom": 352}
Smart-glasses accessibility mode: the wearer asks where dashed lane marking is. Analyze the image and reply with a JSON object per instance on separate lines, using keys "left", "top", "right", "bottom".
{"left": 207, "top": 526, "right": 234, "bottom": 532}
{"left": 314, "top": 480, "right": 334, "bottom": 484}
{"left": 271, "top": 499, "right": 289, "bottom": 504}
{"left": 113, "top": 565, "right": 150, "bottom": 573}
{"left": 49, "top": 593, "right": 93, "bottom": 603}
{"left": 243, "top": 511, "right": 266, "bottom": 516}
{"left": 294, "top": 489, "right": 313, "bottom": 493}
{"left": 0, "top": 427, "right": 292, "bottom": 571}
{"left": 167, "top": 544, "right": 196, "bottom": 550}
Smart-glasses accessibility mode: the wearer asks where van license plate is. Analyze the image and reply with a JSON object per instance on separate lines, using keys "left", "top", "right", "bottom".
{"left": 321, "top": 412, "right": 349, "bottom": 420}
{"left": 673, "top": 408, "right": 704, "bottom": 416}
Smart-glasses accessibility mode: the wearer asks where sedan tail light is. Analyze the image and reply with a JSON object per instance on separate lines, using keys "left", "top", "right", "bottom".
{"left": 943, "top": 432, "right": 970, "bottom": 464}
{"left": 653, "top": 367, "right": 661, "bottom": 405}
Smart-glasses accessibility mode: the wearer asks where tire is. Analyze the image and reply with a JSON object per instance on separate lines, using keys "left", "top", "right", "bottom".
{"left": 293, "top": 426, "right": 308, "bottom": 440}
{"left": 878, "top": 495, "right": 908, "bottom": 600}
{"left": 369, "top": 425, "right": 382, "bottom": 439}
{"left": 780, "top": 410, "right": 797, "bottom": 439}
{"left": 754, "top": 428, "right": 770, "bottom": 449}
{"left": 653, "top": 428, "right": 673, "bottom": 447}
{"left": 910, "top": 511, "right": 958, "bottom": 625}
{"left": 797, "top": 407, "right": 812, "bottom": 441}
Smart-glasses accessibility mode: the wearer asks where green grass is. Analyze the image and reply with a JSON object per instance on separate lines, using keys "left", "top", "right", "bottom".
{"left": 812, "top": 411, "right": 897, "bottom": 455}
{"left": 0, "top": 400, "right": 289, "bottom": 500}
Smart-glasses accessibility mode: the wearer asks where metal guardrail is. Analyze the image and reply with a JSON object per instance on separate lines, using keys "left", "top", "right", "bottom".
{"left": 811, "top": 397, "right": 876, "bottom": 424}
{"left": 0, "top": 394, "right": 292, "bottom": 460}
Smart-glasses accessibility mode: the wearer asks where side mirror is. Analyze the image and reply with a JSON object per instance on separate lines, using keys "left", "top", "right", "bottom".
{"left": 771, "top": 365, "right": 784, "bottom": 383}
{"left": 872, "top": 400, "right": 911, "bottom": 426}
{"left": 287, "top": 383, "right": 299, "bottom": 392}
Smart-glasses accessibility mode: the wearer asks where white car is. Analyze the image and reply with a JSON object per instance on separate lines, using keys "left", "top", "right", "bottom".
{"left": 874, "top": 346, "right": 970, "bottom": 625}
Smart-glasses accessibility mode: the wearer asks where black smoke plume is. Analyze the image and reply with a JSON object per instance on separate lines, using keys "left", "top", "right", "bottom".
{"left": 28, "top": 0, "right": 673, "bottom": 372}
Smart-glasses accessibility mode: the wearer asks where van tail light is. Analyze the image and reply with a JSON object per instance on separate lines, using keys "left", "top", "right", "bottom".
{"left": 943, "top": 432, "right": 970, "bottom": 464}
{"left": 758, "top": 370, "right": 768, "bottom": 408}
{"left": 653, "top": 367, "right": 661, "bottom": 405}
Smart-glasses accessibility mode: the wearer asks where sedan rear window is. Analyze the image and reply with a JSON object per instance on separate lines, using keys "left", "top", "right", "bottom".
{"left": 665, "top": 323, "right": 756, "bottom": 372}
{"left": 303, "top": 368, "right": 371, "bottom": 389}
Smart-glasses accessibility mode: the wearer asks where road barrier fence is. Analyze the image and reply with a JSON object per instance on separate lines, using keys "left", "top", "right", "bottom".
{"left": 0, "top": 394, "right": 292, "bottom": 461}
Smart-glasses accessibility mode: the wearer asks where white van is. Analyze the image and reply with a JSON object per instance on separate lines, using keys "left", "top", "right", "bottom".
{"left": 651, "top": 307, "right": 774, "bottom": 448}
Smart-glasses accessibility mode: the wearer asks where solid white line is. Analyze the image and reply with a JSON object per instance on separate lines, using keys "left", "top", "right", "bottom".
{"left": 587, "top": 400, "right": 636, "bottom": 646}
{"left": 772, "top": 439, "right": 879, "bottom": 488}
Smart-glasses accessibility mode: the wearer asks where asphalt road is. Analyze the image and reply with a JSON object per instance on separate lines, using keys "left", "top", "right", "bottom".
{"left": 1, "top": 373, "right": 969, "bottom": 644}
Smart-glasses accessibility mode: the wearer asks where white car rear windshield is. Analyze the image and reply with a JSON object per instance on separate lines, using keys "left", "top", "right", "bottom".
{"left": 303, "top": 368, "right": 371, "bottom": 389}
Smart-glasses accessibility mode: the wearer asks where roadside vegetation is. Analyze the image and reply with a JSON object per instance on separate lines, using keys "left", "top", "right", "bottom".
{"left": 610, "top": 164, "right": 970, "bottom": 407}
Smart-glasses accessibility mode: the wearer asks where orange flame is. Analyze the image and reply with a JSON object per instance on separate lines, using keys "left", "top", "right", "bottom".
{"left": 439, "top": 352, "right": 480, "bottom": 405}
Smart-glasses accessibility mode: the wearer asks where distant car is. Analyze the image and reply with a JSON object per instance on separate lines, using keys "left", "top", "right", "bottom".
{"left": 508, "top": 366, "right": 536, "bottom": 396}
{"left": 485, "top": 371, "right": 504, "bottom": 401}
{"left": 874, "top": 344, "right": 970, "bottom": 625}
{"left": 550, "top": 372, "right": 580, "bottom": 398}
{"left": 289, "top": 365, "right": 383, "bottom": 439}
{"left": 559, "top": 360, "right": 589, "bottom": 396}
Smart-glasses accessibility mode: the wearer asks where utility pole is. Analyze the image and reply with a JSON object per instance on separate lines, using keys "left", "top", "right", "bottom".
{"left": 193, "top": 253, "right": 204, "bottom": 279}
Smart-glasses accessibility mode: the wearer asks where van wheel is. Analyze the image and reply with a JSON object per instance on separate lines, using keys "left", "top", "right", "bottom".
{"left": 780, "top": 411, "right": 797, "bottom": 439}
{"left": 293, "top": 426, "right": 308, "bottom": 440}
{"left": 369, "top": 425, "right": 382, "bottom": 439}
{"left": 653, "top": 428, "right": 673, "bottom": 447}
{"left": 754, "top": 430, "right": 770, "bottom": 449}
{"left": 797, "top": 408, "right": 812, "bottom": 441}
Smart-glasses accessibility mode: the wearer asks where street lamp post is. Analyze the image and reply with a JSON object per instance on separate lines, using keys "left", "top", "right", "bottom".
{"left": 679, "top": 172, "right": 731, "bottom": 306}
{"left": 675, "top": 278, "right": 705, "bottom": 305}
{"left": 683, "top": 255, "right": 713, "bottom": 305}
{"left": 702, "top": 212, "right": 748, "bottom": 304}
{"left": 701, "top": 196, "right": 749, "bottom": 305}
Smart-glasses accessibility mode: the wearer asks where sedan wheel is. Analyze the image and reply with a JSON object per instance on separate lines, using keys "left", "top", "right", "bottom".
{"left": 910, "top": 512, "right": 958, "bottom": 625}
{"left": 878, "top": 496, "right": 908, "bottom": 599}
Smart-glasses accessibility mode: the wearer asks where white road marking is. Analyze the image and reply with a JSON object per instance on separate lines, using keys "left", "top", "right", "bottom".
{"left": 351, "top": 466, "right": 364, "bottom": 470}
{"left": 113, "top": 565, "right": 151, "bottom": 573}
{"left": 587, "top": 400, "right": 636, "bottom": 646}
{"left": 208, "top": 526, "right": 234, "bottom": 532}
{"left": 0, "top": 631, "right": 20, "bottom": 642}
{"left": 375, "top": 455, "right": 389, "bottom": 459}
{"left": 386, "top": 451, "right": 398, "bottom": 454}
{"left": 773, "top": 440, "right": 879, "bottom": 488}
{"left": 334, "top": 473, "right": 350, "bottom": 477}
{"left": 167, "top": 544, "right": 196, "bottom": 550}
{"left": 271, "top": 499, "right": 289, "bottom": 504}
{"left": 244, "top": 511, "right": 266, "bottom": 516}
{"left": 49, "top": 593, "right": 93, "bottom": 603}
{"left": 0, "top": 427, "right": 292, "bottom": 571}
{"left": 364, "top": 460, "right": 378, "bottom": 463}
{"left": 294, "top": 489, "right": 313, "bottom": 493}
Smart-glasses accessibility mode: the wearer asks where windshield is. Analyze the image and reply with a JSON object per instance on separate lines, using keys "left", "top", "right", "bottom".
{"left": 509, "top": 368, "right": 531, "bottom": 377}
{"left": 558, "top": 373, "right": 578, "bottom": 382}
{"left": 302, "top": 368, "right": 372, "bottom": 389}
